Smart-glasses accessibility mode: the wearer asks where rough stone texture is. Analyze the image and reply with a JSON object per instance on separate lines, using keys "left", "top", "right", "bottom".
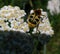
{"left": 0, "top": 31, "right": 51, "bottom": 54}
{"left": 0, "top": 31, "right": 34, "bottom": 54}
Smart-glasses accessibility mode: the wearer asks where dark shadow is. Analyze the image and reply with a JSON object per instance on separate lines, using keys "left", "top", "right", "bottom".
{"left": 0, "top": 31, "right": 34, "bottom": 54}
{"left": 0, "top": 30, "right": 51, "bottom": 54}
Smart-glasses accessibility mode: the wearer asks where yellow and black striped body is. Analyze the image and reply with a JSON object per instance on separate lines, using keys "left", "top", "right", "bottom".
{"left": 27, "top": 9, "right": 41, "bottom": 29}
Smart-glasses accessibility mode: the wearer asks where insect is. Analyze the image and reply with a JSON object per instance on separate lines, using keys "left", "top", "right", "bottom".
{"left": 27, "top": 9, "right": 43, "bottom": 33}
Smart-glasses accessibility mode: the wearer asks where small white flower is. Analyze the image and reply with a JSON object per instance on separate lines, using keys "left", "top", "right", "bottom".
{"left": 32, "top": 28, "right": 36, "bottom": 34}
{"left": 1, "top": 6, "right": 8, "bottom": 10}
{"left": 30, "top": 10, "right": 34, "bottom": 14}
{"left": 14, "top": 6, "right": 20, "bottom": 10}
{"left": 5, "top": 22, "right": 9, "bottom": 25}
{"left": 10, "top": 24, "right": 14, "bottom": 28}
{"left": 0, "top": 27, "right": 4, "bottom": 31}
{"left": 20, "top": 29, "right": 25, "bottom": 33}
{"left": 12, "top": 28, "right": 16, "bottom": 31}
{"left": 40, "top": 9, "right": 43, "bottom": 12}
{"left": 32, "top": 31, "right": 36, "bottom": 34}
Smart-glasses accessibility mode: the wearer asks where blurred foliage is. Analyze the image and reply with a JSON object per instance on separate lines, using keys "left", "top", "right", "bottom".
{"left": 0, "top": 0, "right": 60, "bottom": 54}
{"left": 47, "top": 14, "right": 60, "bottom": 54}
{"left": 0, "top": 0, "right": 4, "bottom": 8}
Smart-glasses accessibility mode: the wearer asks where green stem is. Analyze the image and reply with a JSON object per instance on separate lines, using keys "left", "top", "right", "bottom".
{"left": 43, "top": 44, "right": 46, "bottom": 54}
{"left": 29, "top": 0, "right": 33, "bottom": 7}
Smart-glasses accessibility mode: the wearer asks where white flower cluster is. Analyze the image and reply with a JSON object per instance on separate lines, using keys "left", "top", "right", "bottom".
{"left": 0, "top": 5, "right": 29, "bottom": 33}
{"left": 0, "top": 5, "right": 54, "bottom": 35}
{"left": 32, "top": 9, "right": 54, "bottom": 36}
{"left": 47, "top": 0, "right": 60, "bottom": 15}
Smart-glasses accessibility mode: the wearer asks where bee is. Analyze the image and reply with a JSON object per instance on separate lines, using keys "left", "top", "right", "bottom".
{"left": 27, "top": 9, "right": 43, "bottom": 33}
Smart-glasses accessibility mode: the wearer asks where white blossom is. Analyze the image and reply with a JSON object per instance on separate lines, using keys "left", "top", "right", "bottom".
{"left": 0, "top": 5, "right": 26, "bottom": 19}
{"left": 32, "top": 28, "right": 37, "bottom": 34}
{"left": 47, "top": 0, "right": 60, "bottom": 15}
{"left": 38, "top": 11, "right": 54, "bottom": 35}
{"left": 0, "top": 5, "right": 27, "bottom": 32}
{"left": 30, "top": 10, "right": 34, "bottom": 14}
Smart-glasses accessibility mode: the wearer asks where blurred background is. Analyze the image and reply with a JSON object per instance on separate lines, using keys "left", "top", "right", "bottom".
{"left": 0, "top": 0, "right": 60, "bottom": 54}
